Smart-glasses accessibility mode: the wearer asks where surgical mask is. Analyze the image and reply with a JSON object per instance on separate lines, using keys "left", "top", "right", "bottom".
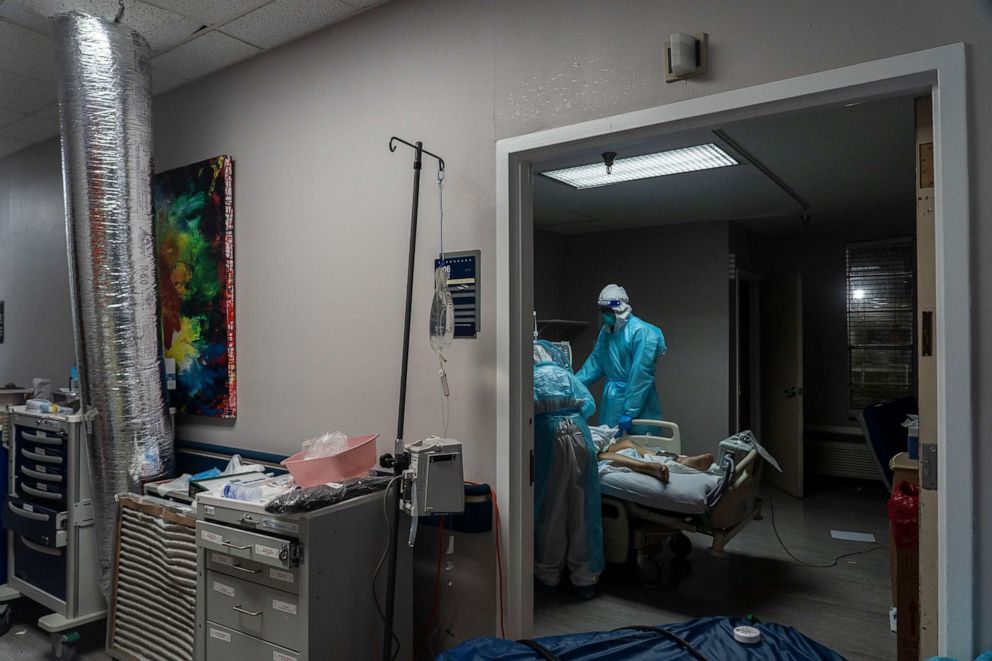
{"left": 601, "top": 310, "right": 616, "bottom": 326}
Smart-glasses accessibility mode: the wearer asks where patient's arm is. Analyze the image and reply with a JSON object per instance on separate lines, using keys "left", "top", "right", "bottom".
{"left": 598, "top": 451, "right": 670, "bottom": 483}
{"left": 610, "top": 438, "right": 662, "bottom": 455}
{"left": 600, "top": 439, "right": 715, "bottom": 478}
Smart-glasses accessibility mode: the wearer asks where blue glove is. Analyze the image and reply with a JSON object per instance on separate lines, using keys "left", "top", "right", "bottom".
{"left": 618, "top": 415, "right": 634, "bottom": 434}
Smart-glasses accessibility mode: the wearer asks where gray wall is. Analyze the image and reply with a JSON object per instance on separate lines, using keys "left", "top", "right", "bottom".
{"left": 0, "top": 139, "right": 71, "bottom": 389}
{"left": 0, "top": 0, "right": 990, "bottom": 648}
{"left": 536, "top": 223, "right": 730, "bottom": 457}
{"left": 533, "top": 229, "right": 572, "bottom": 321}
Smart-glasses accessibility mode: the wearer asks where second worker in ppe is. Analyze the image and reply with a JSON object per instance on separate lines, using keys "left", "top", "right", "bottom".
{"left": 533, "top": 340, "right": 604, "bottom": 599}
{"left": 576, "top": 284, "right": 667, "bottom": 436}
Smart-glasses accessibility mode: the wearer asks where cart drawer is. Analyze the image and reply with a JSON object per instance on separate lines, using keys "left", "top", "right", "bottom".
{"left": 204, "top": 622, "right": 300, "bottom": 661}
{"left": 3, "top": 495, "right": 67, "bottom": 547}
{"left": 206, "top": 571, "right": 300, "bottom": 651}
{"left": 19, "top": 446, "right": 65, "bottom": 466}
{"left": 196, "top": 521, "right": 299, "bottom": 569}
{"left": 16, "top": 478, "right": 66, "bottom": 505}
{"left": 206, "top": 550, "right": 300, "bottom": 595}
{"left": 12, "top": 533, "right": 67, "bottom": 601}
{"left": 16, "top": 427, "right": 67, "bottom": 449}
{"left": 12, "top": 414, "right": 71, "bottom": 435}
{"left": 19, "top": 464, "right": 65, "bottom": 484}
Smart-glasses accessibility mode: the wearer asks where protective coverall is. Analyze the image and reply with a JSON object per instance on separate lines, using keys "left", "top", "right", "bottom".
{"left": 576, "top": 299, "right": 667, "bottom": 435}
{"left": 533, "top": 340, "right": 604, "bottom": 588}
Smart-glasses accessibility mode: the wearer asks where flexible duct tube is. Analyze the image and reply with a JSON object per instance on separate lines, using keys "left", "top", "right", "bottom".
{"left": 54, "top": 11, "right": 173, "bottom": 596}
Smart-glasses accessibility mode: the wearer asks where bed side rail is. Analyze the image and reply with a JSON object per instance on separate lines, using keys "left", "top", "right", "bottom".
{"left": 626, "top": 419, "right": 682, "bottom": 454}
{"left": 709, "top": 447, "right": 764, "bottom": 530}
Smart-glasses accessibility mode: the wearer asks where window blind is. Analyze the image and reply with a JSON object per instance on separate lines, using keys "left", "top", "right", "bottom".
{"left": 846, "top": 238, "right": 916, "bottom": 410}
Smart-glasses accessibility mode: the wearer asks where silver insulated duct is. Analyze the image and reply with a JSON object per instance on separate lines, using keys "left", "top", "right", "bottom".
{"left": 54, "top": 12, "right": 173, "bottom": 595}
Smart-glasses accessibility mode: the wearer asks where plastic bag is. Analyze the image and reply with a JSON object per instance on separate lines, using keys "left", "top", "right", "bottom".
{"left": 222, "top": 454, "right": 266, "bottom": 475}
{"left": 887, "top": 480, "right": 920, "bottom": 550}
{"left": 430, "top": 265, "right": 454, "bottom": 356}
{"left": 264, "top": 476, "right": 394, "bottom": 514}
{"left": 302, "top": 431, "right": 349, "bottom": 459}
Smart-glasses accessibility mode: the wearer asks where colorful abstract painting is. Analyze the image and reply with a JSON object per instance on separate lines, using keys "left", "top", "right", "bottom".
{"left": 154, "top": 155, "right": 236, "bottom": 418}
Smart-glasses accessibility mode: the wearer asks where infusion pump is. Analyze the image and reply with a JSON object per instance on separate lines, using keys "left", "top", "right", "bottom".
{"left": 403, "top": 437, "right": 464, "bottom": 517}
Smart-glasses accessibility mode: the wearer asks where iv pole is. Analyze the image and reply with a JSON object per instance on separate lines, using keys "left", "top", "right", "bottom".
{"left": 381, "top": 136, "right": 445, "bottom": 661}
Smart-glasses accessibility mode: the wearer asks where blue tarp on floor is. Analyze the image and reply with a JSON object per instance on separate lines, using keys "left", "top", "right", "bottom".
{"left": 437, "top": 617, "right": 845, "bottom": 660}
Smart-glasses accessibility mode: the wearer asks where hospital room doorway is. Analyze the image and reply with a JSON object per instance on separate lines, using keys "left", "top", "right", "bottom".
{"left": 524, "top": 89, "right": 938, "bottom": 661}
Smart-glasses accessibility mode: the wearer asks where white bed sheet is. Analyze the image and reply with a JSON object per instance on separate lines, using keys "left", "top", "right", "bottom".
{"left": 599, "top": 451, "right": 721, "bottom": 515}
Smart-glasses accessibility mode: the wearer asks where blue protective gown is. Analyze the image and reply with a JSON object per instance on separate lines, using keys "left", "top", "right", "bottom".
{"left": 576, "top": 314, "right": 667, "bottom": 434}
{"left": 533, "top": 353, "right": 604, "bottom": 587}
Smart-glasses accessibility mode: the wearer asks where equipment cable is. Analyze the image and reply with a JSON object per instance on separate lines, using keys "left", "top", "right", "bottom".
{"left": 764, "top": 486, "right": 886, "bottom": 568}
{"left": 372, "top": 477, "right": 403, "bottom": 661}
{"left": 466, "top": 481, "right": 506, "bottom": 638}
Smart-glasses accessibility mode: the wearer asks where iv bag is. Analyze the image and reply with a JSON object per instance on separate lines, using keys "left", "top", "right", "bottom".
{"left": 430, "top": 265, "right": 455, "bottom": 355}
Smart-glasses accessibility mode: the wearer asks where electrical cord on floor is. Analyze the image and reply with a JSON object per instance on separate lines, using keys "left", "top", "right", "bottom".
{"left": 372, "top": 477, "right": 402, "bottom": 661}
{"left": 764, "top": 486, "right": 887, "bottom": 568}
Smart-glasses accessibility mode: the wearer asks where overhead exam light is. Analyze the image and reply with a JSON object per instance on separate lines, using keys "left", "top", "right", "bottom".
{"left": 541, "top": 143, "right": 738, "bottom": 189}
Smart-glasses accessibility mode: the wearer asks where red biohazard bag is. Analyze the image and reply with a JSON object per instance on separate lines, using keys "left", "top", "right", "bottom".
{"left": 887, "top": 480, "right": 920, "bottom": 550}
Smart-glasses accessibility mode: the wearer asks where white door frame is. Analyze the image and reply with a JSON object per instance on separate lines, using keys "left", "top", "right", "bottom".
{"left": 496, "top": 44, "right": 973, "bottom": 657}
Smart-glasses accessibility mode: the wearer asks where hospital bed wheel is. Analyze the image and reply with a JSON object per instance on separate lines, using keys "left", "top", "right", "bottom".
{"left": 669, "top": 533, "right": 692, "bottom": 558}
{"left": 0, "top": 604, "right": 11, "bottom": 636}
{"left": 668, "top": 557, "right": 693, "bottom": 585}
{"left": 635, "top": 556, "right": 661, "bottom": 584}
{"left": 51, "top": 631, "right": 79, "bottom": 661}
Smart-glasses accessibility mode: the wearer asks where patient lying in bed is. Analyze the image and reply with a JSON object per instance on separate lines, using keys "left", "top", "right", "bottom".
{"left": 589, "top": 427, "right": 715, "bottom": 484}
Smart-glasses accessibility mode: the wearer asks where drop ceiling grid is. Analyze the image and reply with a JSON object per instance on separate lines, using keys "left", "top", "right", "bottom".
{"left": 0, "top": 0, "right": 388, "bottom": 158}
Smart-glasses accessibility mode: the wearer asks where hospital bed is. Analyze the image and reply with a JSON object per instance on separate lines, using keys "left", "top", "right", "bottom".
{"left": 600, "top": 421, "right": 766, "bottom": 580}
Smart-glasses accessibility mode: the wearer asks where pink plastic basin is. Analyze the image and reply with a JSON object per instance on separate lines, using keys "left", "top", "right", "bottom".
{"left": 281, "top": 434, "right": 380, "bottom": 487}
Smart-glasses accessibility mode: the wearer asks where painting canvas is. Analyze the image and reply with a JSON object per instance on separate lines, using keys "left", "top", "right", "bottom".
{"left": 154, "top": 155, "right": 236, "bottom": 418}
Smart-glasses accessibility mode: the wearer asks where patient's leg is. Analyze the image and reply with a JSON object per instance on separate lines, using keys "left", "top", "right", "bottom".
{"left": 598, "top": 452, "right": 669, "bottom": 483}
{"left": 677, "top": 453, "right": 715, "bottom": 470}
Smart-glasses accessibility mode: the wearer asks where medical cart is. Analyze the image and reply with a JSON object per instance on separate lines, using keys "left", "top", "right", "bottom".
{"left": 0, "top": 405, "right": 105, "bottom": 658}
{"left": 195, "top": 489, "right": 412, "bottom": 661}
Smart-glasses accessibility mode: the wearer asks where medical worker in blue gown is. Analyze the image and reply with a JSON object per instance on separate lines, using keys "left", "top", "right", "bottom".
{"left": 576, "top": 284, "right": 667, "bottom": 436}
{"left": 533, "top": 340, "right": 603, "bottom": 600}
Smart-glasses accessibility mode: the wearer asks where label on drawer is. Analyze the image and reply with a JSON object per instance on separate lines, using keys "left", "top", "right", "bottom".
{"left": 260, "top": 517, "right": 299, "bottom": 534}
{"left": 35, "top": 483, "right": 47, "bottom": 491}
{"left": 254, "top": 543, "right": 281, "bottom": 559}
{"left": 22, "top": 503, "right": 34, "bottom": 513}
{"left": 211, "top": 553, "right": 234, "bottom": 566}
{"left": 272, "top": 599, "right": 297, "bottom": 615}
{"left": 273, "top": 652, "right": 297, "bottom": 661}
{"left": 269, "top": 568, "right": 294, "bottom": 584}
{"left": 201, "top": 530, "right": 223, "bottom": 545}
{"left": 209, "top": 628, "right": 231, "bottom": 643}
{"left": 213, "top": 581, "right": 235, "bottom": 597}
{"left": 203, "top": 505, "right": 216, "bottom": 516}
{"left": 35, "top": 466, "right": 46, "bottom": 474}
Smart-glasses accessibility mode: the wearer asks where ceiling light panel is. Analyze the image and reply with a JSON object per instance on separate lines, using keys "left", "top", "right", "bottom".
{"left": 541, "top": 143, "right": 739, "bottom": 189}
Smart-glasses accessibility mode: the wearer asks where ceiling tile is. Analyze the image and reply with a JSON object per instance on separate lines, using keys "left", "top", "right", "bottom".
{"left": 0, "top": 19, "right": 56, "bottom": 82}
{"left": 0, "top": 0, "right": 53, "bottom": 34}
{"left": 0, "top": 70, "right": 56, "bottom": 113}
{"left": 0, "top": 107, "right": 26, "bottom": 128}
{"left": 35, "top": 102, "right": 59, "bottom": 120}
{"left": 340, "top": 0, "right": 388, "bottom": 10}
{"left": 151, "top": 66, "right": 187, "bottom": 94}
{"left": 24, "top": 1, "right": 202, "bottom": 53}
{"left": 0, "top": 135, "right": 30, "bottom": 159}
{"left": 141, "top": 0, "right": 270, "bottom": 27}
{"left": 220, "top": 0, "right": 354, "bottom": 49}
{"left": 0, "top": 113, "right": 58, "bottom": 141}
{"left": 150, "top": 29, "right": 260, "bottom": 80}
